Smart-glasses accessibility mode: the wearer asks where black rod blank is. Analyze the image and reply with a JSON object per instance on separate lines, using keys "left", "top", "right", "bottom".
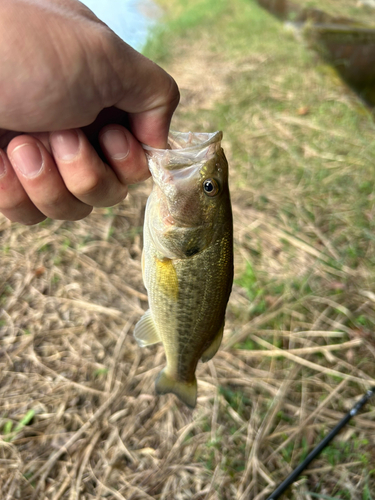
{"left": 266, "top": 386, "right": 375, "bottom": 500}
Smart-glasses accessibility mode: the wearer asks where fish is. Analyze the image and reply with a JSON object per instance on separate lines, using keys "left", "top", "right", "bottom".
{"left": 134, "top": 131, "right": 233, "bottom": 409}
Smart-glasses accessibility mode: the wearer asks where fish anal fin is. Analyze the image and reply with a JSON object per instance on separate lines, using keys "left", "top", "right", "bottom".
{"left": 134, "top": 309, "right": 160, "bottom": 347}
{"left": 155, "top": 368, "right": 197, "bottom": 409}
{"left": 201, "top": 324, "right": 224, "bottom": 363}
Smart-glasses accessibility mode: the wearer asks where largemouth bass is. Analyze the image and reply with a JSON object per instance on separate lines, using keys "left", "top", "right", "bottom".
{"left": 134, "top": 131, "right": 233, "bottom": 408}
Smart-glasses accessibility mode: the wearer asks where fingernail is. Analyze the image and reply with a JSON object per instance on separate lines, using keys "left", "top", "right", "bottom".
{"left": 101, "top": 129, "right": 129, "bottom": 160}
{"left": 10, "top": 143, "right": 43, "bottom": 178}
{"left": 0, "top": 151, "right": 6, "bottom": 178}
{"left": 51, "top": 130, "right": 80, "bottom": 160}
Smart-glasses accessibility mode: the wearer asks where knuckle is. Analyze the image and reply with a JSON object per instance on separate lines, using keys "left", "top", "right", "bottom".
{"left": 72, "top": 171, "right": 103, "bottom": 198}
{"left": 99, "top": 187, "right": 128, "bottom": 208}
{"left": 42, "top": 197, "right": 92, "bottom": 221}
{"left": 69, "top": 169, "right": 127, "bottom": 207}
{"left": 41, "top": 190, "right": 69, "bottom": 211}
{"left": 37, "top": 188, "right": 91, "bottom": 221}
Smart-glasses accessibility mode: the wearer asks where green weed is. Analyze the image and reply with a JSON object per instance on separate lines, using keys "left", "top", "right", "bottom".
{"left": 2, "top": 410, "right": 36, "bottom": 442}
{"left": 93, "top": 368, "right": 109, "bottom": 378}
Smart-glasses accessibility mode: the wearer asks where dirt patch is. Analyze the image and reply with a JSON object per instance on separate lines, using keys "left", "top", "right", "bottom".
{"left": 168, "top": 41, "right": 267, "bottom": 113}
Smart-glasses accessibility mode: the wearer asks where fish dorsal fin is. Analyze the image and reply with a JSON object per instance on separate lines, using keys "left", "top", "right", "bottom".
{"left": 200, "top": 324, "right": 224, "bottom": 363}
{"left": 155, "top": 368, "right": 197, "bottom": 409}
{"left": 134, "top": 309, "right": 161, "bottom": 347}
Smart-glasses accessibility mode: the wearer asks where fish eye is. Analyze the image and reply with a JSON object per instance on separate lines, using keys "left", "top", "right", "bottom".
{"left": 203, "top": 178, "right": 220, "bottom": 197}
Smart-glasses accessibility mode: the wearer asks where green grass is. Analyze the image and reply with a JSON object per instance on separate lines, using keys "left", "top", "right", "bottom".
{"left": 2, "top": 410, "right": 36, "bottom": 443}
{"left": 144, "top": 0, "right": 231, "bottom": 62}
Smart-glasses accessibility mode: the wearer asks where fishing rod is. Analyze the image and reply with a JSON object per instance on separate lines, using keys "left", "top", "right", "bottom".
{"left": 266, "top": 386, "right": 375, "bottom": 500}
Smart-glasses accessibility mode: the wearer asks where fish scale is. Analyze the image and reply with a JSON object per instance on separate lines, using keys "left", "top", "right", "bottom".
{"left": 134, "top": 131, "right": 233, "bottom": 408}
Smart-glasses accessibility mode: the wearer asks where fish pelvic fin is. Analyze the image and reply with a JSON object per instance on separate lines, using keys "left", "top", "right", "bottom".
{"left": 155, "top": 369, "right": 197, "bottom": 409}
{"left": 134, "top": 309, "right": 161, "bottom": 347}
{"left": 201, "top": 324, "right": 224, "bottom": 363}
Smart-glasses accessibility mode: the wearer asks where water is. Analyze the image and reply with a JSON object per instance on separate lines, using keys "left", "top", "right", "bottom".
{"left": 79, "top": 0, "right": 161, "bottom": 51}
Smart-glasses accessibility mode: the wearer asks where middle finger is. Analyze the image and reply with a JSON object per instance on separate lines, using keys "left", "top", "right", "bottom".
{"left": 50, "top": 128, "right": 129, "bottom": 206}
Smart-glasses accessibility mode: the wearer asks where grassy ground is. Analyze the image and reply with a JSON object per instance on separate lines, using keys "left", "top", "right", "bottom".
{"left": 284, "top": 0, "right": 375, "bottom": 24}
{"left": 257, "top": 0, "right": 375, "bottom": 25}
{"left": 1, "top": 0, "right": 375, "bottom": 498}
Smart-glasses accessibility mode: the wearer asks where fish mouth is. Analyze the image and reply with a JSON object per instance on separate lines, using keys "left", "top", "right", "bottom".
{"left": 165, "top": 131, "right": 223, "bottom": 154}
{"left": 144, "top": 131, "right": 222, "bottom": 152}
{"left": 143, "top": 131, "right": 223, "bottom": 172}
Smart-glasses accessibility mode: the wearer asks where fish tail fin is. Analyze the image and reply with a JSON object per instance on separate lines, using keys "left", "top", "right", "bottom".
{"left": 155, "top": 369, "right": 197, "bottom": 409}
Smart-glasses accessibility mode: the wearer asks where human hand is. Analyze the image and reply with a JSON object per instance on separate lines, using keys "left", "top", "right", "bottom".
{"left": 0, "top": 0, "right": 179, "bottom": 225}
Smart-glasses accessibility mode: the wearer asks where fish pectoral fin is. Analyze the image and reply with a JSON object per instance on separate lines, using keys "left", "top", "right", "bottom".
{"left": 155, "top": 369, "right": 197, "bottom": 409}
{"left": 201, "top": 324, "right": 224, "bottom": 363}
{"left": 134, "top": 309, "right": 161, "bottom": 347}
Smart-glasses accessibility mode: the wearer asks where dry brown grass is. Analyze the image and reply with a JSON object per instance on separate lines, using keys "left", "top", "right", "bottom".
{"left": 2, "top": 198, "right": 375, "bottom": 500}
{"left": 1, "top": 194, "right": 375, "bottom": 499}
{"left": 1, "top": 0, "right": 375, "bottom": 499}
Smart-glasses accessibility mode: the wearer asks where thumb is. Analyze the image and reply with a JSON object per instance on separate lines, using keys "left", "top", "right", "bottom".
{"left": 106, "top": 41, "right": 180, "bottom": 149}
